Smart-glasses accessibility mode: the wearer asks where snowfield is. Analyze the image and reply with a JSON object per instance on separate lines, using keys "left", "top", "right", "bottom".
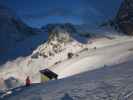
{"left": 2, "top": 58, "right": 133, "bottom": 100}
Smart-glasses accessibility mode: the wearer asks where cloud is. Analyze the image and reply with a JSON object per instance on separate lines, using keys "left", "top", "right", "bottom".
{"left": 20, "top": 0, "right": 122, "bottom": 26}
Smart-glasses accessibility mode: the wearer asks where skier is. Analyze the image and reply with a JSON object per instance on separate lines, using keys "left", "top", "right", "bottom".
{"left": 25, "top": 76, "right": 31, "bottom": 87}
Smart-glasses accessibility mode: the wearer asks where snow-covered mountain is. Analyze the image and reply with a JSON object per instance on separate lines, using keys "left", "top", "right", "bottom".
{"left": 0, "top": 5, "right": 36, "bottom": 53}
{"left": 0, "top": 26, "right": 133, "bottom": 90}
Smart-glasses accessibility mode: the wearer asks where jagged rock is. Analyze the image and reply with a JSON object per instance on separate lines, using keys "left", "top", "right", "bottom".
{"left": 46, "top": 23, "right": 76, "bottom": 43}
{"left": 116, "top": 0, "right": 133, "bottom": 35}
{"left": 67, "top": 52, "right": 74, "bottom": 59}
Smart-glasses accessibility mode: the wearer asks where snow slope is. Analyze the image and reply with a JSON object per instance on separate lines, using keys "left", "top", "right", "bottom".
{"left": 2, "top": 58, "right": 133, "bottom": 100}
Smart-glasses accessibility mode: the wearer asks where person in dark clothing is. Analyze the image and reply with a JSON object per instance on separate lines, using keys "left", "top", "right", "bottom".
{"left": 25, "top": 76, "right": 31, "bottom": 87}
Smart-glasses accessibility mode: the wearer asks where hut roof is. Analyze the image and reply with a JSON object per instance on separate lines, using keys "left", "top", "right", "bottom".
{"left": 40, "top": 68, "right": 58, "bottom": 79}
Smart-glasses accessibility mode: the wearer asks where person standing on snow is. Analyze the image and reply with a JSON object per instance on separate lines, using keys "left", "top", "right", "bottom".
{"left": 25, "top": 76, "right": 31, "bottom": 87}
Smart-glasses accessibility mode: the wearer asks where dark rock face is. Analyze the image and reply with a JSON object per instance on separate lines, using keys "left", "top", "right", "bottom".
{"left": 0, "top": 5, "right": 36, "bottom": 53}
{"left": 116, "top": 0, "right": 133, "bottom": 35}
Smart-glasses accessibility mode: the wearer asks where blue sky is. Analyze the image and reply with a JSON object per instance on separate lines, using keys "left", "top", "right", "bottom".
{"left": 0, "top": 0, "right": 122, "bottom": 28}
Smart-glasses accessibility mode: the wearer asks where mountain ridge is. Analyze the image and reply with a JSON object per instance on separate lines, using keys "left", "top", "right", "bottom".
{"left": 0, "top": 5, "right": 36, "bottom": 53}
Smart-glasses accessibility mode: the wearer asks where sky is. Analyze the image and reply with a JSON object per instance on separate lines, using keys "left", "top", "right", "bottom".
{"left": 0, "top": 0, "right": 122, "bottom": 28}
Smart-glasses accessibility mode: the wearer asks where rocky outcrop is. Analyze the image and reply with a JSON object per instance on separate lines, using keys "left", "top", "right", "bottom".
{"left": 35, "top": 23, "right": 76, "bottom": 57}
{"left": 46, "top": 23, "right": 76, "bottom": 42}
{"left": 116, "top": 0, "right": 133, "bottom": 35}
